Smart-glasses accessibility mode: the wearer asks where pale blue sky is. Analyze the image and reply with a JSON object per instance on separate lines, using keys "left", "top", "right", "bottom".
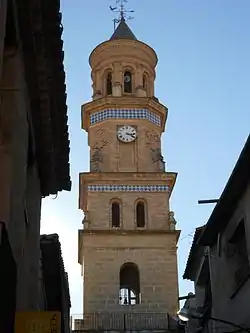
{"left": 41, "top": 0, "right": 250, "bottom": 315}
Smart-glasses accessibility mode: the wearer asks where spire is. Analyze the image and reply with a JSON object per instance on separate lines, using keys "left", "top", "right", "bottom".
{"left": 110, "top": 16, "right": 137, "bottom": 41}
{"left": 109, "top": 0, "right": 136, "bottom": 41}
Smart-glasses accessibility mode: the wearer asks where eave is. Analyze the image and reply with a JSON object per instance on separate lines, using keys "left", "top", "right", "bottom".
{"left": 81, "top": 96, "right": 168, "bottom": 133}
{"left": 40, "top": 233, "right": 71, "bottom": 310}
{"left": 199, "top": 135, "right": 250, "bottom": 246}
{"left": 15, "top": 0, "right": 71, "bottom": 196}
{"left": 78, "top": 171, "right": 177, "bottom": 212}
{"left": 183, "top": 226, "right": 205, "bottom": 281}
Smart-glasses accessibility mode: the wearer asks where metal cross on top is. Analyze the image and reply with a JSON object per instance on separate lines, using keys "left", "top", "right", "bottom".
{"left": 109, "top": 0, "right": 135, "bottom": 30}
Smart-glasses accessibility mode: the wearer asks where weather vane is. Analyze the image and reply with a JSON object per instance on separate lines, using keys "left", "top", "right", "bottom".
{"left": 109, "top": 0, "right": 135, "bottom": 31}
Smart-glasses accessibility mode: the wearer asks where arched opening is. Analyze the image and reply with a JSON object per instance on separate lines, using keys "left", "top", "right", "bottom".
{"left": 119, "top": 263, "right": 140, "bottom": 305}
{"left": 106, "top": 72, "right": 112, "bottom": 95}
{"left": 143, "top": 73, "right": 147, "bottom": 90}
{"left": 111, "top": 201, "right": 120, "bottom": 228}
{"left": 124, "top": 71, "right": 132, "bottom": 93}
{"left": 136, "top": 201, "right": 146, "bottom": 228}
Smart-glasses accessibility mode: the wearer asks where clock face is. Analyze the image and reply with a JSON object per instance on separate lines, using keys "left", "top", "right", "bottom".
{"left": 117, "top": 125, "right": 137, "bottom": 143}
{"left": 124, "top": 75, "right": 131, "bottom": 83}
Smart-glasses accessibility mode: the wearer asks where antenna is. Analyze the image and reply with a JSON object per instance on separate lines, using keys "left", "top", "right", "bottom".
{"left": 109, "top": 0, "right": 135, "bottom": 31}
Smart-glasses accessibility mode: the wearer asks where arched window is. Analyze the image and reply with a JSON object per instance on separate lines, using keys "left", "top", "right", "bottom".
{"left": 106, "top": 72, "right": 112, "bottom": 95}
{"left": 136, "top": 201, "right": 145, "bottom": 228}
{"left": 124, "top": 71, "right": 132, "bottom": 93}
{"left": 111, "top": 201, "right": 120, "bottom": 228}
{"left": 119, "top": 263, "right": 140, "bottom": 305}
{"left": 143, "top": 73, "right": 147, "bottom": 90}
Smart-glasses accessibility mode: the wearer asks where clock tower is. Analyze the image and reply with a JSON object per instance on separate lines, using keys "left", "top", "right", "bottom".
{"left": 78, "top": 13, "right": 180, "bottom": 320}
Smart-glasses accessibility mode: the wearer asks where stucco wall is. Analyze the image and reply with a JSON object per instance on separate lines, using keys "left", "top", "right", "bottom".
{"left": 0, "top": 45, "right": 42, "bottom": 311}
{"left": 210, "top": 184, "right": 250, "bottom": 328}
{"left": 0, "top": 0, "right": 7, "bottom": 77}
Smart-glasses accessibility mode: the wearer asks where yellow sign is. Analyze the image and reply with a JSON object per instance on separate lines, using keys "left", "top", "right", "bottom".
{"left": 15, "top": 311, "right": 61, "bottom": 333}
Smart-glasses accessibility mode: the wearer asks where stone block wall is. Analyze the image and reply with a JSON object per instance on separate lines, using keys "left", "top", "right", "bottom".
{"left": 88, "top": 121, "right": 162, "bottom": 173}
{"left": 87, "top": 192, "right": 169, "bottom": 230}
{"left": 82, "top": 233, "right": 179, "bottom": 315}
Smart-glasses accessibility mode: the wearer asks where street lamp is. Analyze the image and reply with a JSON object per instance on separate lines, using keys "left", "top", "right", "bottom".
{"left": 178, "top": 294, "right": 196, "bottom": 301}
{"left": 197, "top": 199, "right": 219, "bottom": 204}
{"left": 177, "top": 308, "right": 197, "bottom": 322}
{"left": 177, "top": 308, "right": 203, "bottom": 322}
{"left": 177, "top": 307, "right": 250, "bottom": 333}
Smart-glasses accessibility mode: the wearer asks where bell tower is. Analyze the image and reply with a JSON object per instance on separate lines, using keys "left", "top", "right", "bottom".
{"left": 78, "top": 7, "right": 180, "bottom": 319}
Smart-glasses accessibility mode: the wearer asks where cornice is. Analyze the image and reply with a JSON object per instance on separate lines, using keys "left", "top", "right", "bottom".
{"left": 78, "top": 172, "right": 177, "bottom": 212}
{"left": 80, "top": 171, "right": 177, "bottom": 184}
{"left": 81, "top": 96, "right": 168, "bottom": 132}
{"left": 80, "top": 228, "right": 180, "bottom": 236}
{"left": 89, "top": 39, "right": 158, "bottom": 70}
{"left": 91, "top": 55, "right": 156, "bottom": 78}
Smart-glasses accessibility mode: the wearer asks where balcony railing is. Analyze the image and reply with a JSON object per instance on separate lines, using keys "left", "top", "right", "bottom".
{"left": 71, "top": 312, "right": 176, "bottom": 331}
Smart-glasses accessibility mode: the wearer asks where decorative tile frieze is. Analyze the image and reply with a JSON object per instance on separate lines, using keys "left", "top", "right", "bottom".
{"left": 88, "top": 184, "right": 169, "bottom": 192}
{"left": 90, "top": 108, "right": 161, "bottom": 126}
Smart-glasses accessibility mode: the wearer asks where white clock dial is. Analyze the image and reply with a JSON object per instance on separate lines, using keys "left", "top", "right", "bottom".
{"left": 124, "top": 74, "right": 131, "bottom": 83}
{"left": 117, "top": 125, "right": 137, "bottom": 143}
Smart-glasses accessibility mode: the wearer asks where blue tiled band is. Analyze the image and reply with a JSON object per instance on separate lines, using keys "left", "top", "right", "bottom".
{"left": 88, "top": 185, "right": 169, "bottom": 192}
{"left": 90, "top": 108, "right": 161, "bottom": 127}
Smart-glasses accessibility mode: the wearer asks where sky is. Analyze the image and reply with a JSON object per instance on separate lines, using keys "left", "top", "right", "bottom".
{"left": 40, "top": 0, "right": 250, "bottom": 316}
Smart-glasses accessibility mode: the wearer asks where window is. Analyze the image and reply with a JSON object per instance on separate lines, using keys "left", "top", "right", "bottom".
{"left": 111, "top": 201, "right": 120, "bottom": 228}
{"left": 124, "top": 71, "right": 132, "bottom": 93}
{"left": 119, "top": 263, "right": 140, "bottom": 305}
{"left": 196, "top": 256, "right": 212, "bottom": 318}
{"left": 229, "top": 219, "right": 250, "bottom": 291}
{"left": 143, "top": 73, "right": 147, "bottom": 90}
{"left": 4, "top": 0, "right": 18, "bottom": 49}
{"left": 217, "top": 232, "right": 222, "bottom": 257}
{"left": 106, "top": 72, "right": 112, "bottom": 95}
{"left": 136, "top": 201, "right": 145, "bottom": 228}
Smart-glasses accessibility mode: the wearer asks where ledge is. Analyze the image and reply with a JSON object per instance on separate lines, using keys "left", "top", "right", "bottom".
{"left": 79, "top": 172, "right": 177, "bottom": 211}
{"left": 81, "top": 96, "right": 168, "bottom": 132}
{"left": 80, "top": 171, "right": 177, "bottom": 183}
{"left": 79, "top": 228, "right": 180, "bottom": 236}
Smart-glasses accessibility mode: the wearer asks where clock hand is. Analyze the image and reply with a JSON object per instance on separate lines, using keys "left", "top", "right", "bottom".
{"left": 126, "top": 132, "right": 135, "bottom": 137}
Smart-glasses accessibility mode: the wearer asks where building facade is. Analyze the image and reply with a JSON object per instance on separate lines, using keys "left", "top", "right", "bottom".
{"left": 182, "top": 227, "right": 212, "bottom": 333}
{"left": 78, "top": 14, "right": 180, "bottom": 330}
{"left": 40, "top": 234, "right": 71, "bottom": 333}
{"left": 183, "top": 135, "right": 250, "bottom": 333}
{"left": 0, "top": 0, "right": 71, "bottom": 331}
